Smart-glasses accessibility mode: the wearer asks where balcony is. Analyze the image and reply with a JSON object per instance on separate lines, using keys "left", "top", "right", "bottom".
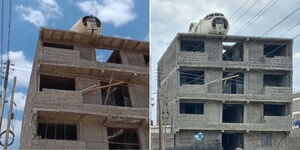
{"left": 31, "top": 139, "right": 86, "bottom": 149}
{"left": 33, "top": 98, "right": 148, "bottom": 122}
{"left": 38, "top": 47, "right": 148, "bottom": 77}
{"left": 176, "top": 55, "right": 292, "bottom": 71}
{"left": 35, "top": 89, "right": 83, "bottom": 103}
{"left": 31, "top": 139, "right": 144, "bottom": 149}
{"left": 177, "top": 92, "right": 292, "bottom": 103}
{"left": 177, "top": 51, "right": 208, "bottom": 65}
{"left": 263, "top": 86, "right": 292, "bottom": 98}
{"left": 178, "top": 84, "right": 208, "bottom": 96}
{"left": 174, "top": 115, "right": 291, "bottom": 132}
{"left": 264, "top": 56, "right": 292, "bottom": 67}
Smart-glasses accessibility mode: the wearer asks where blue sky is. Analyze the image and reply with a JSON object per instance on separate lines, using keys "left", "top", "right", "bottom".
{"left": 1, "top": 0, "right": 149, "bottom": 149}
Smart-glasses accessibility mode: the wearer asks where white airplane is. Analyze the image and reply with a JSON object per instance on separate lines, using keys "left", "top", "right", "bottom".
{"left": 189, "top": 13, "right": 229, "bottom": 35}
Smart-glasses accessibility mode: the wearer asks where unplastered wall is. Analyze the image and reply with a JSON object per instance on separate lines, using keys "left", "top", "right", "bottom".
{"left": 158, "top": 38, "right": 177, "bottom": 81}
{"left": 80, "top": 120, "right": 108, "bottom": 149}
{"left": 245, "top": 103, "right": 263, "bottom": 123}
{"left": 129, "top": 83, "right": 149, "bottom": 108}
{"left": 244, "top": 132, "right": 289, "bottom": 150}
{"left": 40, "top": 40, "right": 95, "bottom": 61}
{"left": 76, "top": 78, "right": 102, "bottom": 104}
{"left": 175, "top": 130, "right": 221, "bottom": 146}
{"left": 248, "top": 41, "right": 264, "bottom": 62}
{"left": 138, "top": 126, "right": 150, "bottom": 149}
{"left": 20, "top": 41, "right": 42, "bottom": 148}
{"left": 205, "top": 39, "right": 222, "bottom": 61}
{"left": 75, "top": 44, "right": 96, "bottom": 60}
{"left": 245, "top": 71, "right": 263, "bottom": 94}
{"left": 158, "top": 69, "right": 177, "bottom": 124}
{"left": 120, "top": 50, "right": 147, "bottom": 67}
{"left": 206, "top": 69, "right": 222, "bottom": 93}
{"left": 173, "top": 101, "right": 221, "bottom": 129}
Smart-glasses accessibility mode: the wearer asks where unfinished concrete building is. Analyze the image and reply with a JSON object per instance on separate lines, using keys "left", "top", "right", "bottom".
{"left": 20, "top": 24, "right": 149, "bottom": 149}
{"left": 156, "top": 33, "right": 293, "bottom": 150}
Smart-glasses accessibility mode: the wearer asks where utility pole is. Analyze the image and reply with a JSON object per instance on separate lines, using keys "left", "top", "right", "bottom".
{"left": 158, "top": 91, "right": 165, "bottom": 150}
{"left": 4, "top": 76, "right": 16, "bottom": 150}
{"left": 0, "top": 60, "right": 10, "bottom": 132}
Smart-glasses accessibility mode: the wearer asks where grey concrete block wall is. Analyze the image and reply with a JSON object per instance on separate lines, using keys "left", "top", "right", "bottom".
{"left": 20, "top": 28, "right": 149, "bottom": 149}
{"left": 175, "top": 130, "right": 221, "bottom": 146}
{"left": 157, "top": 33, "right": 293, "bottom": 149}
{"left": 77, "top": 78, "right": 102, "bottom": 104}
{"left": 293, "top": 93, "right": 300, "bottom": 120}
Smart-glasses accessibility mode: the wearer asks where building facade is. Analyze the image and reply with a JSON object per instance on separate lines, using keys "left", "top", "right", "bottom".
{"left": 20, "top": 28, "right": 149, "bottom": 149}
{"left": 293, "top": 92, "right": 300, "bottom": 127}
{"left": 156, "top": 33, "right": 293, "bottom": 150}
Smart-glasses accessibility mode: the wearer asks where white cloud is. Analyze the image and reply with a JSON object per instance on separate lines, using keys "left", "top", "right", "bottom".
{"left": 10, "top": 92, "right": 27, "bottom": 111}
{"left": 38, "top": 0, "right": 62, "bottom": 17}
{"left": 76, "top": 0, "right": 137, "bottom": 27}
{"left": 15, "top": 6, "right": 46, "bottom": 27}
{"left": 3, "top": 51, "right": 32, "bottom": 88}
{"left": 4, "top": 92, "right": 26, "bottom": 112}
{"left": 16, "top": 0, "right": 62, "bottom": 27}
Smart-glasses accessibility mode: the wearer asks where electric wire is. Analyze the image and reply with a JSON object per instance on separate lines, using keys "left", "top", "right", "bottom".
{"left": 230, "top": 0, "right": 260, "bottom": 27}
{"left": 261, "top": 6, "right": 300, "bottom": 37}
{"left": 280, "top": 21, "right": 300, "bottom": 37}
{"left": 229, "top": 0, "right": 251, "bottom": 20}
{"left": 235, "top": 0, "right": 280, "bottom": 34}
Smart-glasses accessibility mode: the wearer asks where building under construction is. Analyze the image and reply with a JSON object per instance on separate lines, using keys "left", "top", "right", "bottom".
{"left": 20, "top": 16, "right": 149, "bottom": 149}
{"left": 154, "top": 13, "right": 293, "bottom": 150}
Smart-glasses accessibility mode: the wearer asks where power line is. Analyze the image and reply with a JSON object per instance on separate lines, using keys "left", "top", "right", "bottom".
{"left": 235, "top": 0, "right": 280, "bottom": 34}
{"left": 261, "top": 6, "right": 300, "bottom": 37}
{"left": 6, "top": 0, "right": 12, "bottom": 60}
{"left": 231, "top": 0, "right": 260, "bottom": 27}
{"left": 229, "top": 0, "right": 251, "bottom": 20}
{"left": 280, "top": 21, "right": 300, "bottom": 37}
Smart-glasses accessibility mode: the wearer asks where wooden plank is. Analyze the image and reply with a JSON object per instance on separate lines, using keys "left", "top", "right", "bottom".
{"left": 132, "top": 41, "right": 140, "bottom": 50}
{"left": 81, "top": 81, "right": 124, "bottom": 94}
